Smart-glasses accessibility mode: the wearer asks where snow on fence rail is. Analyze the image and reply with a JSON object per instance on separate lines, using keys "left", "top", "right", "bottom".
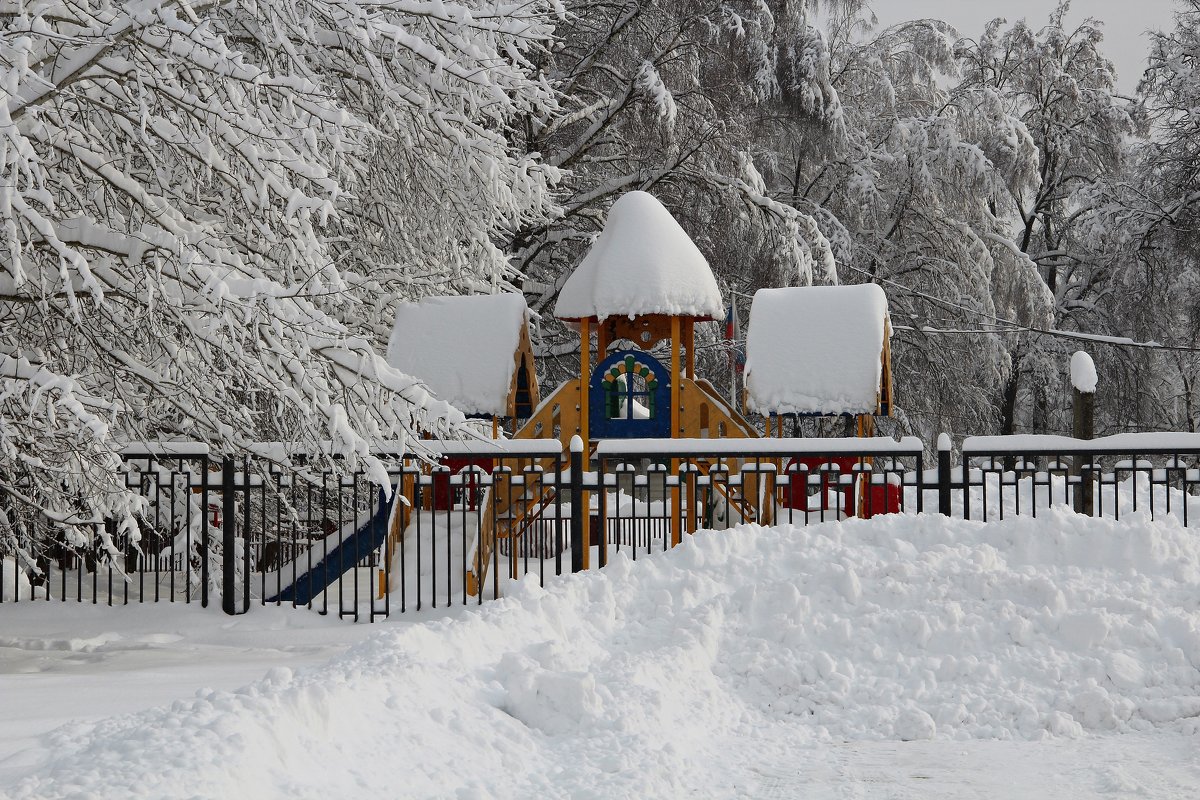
{"left": 5, "top": 434, "right": 1200, "bottom": 619}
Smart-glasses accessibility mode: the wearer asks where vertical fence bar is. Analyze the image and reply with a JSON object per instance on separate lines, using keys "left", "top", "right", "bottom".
{"left": 570, "top": 436, "right": 584, "bottom": 573}
{"left": 938, "top": 434, "right": 952, "bottom": 516}
{"left": 242, "top": 456, "right": 251, "bottom": 615}
{"left": 221, "top": 457, "right": 236, "bottom": 615}
{"left": 201, "top": 454, "right": 210, "bottom": 607}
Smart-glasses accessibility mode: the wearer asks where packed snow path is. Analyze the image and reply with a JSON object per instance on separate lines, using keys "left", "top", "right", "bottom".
{"left": 4, "top": 510, "right": 1200, "bottom": 798}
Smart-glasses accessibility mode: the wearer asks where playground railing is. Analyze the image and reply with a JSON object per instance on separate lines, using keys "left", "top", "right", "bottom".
{"left": 591, "top": 437, "right": 926, "bottom": 569}
{"left": 7, "top": 433, "right": 1200, "bottom": 619}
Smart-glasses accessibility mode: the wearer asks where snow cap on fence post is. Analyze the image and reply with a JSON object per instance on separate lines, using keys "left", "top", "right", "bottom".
{"left": 570, "top": 434, "right": 584, "bottom": 453}
{"left": 1070, "top": 351, "right": 1096, "bottom": 516}
{"left": 1070, "top": 351, "right": 1097, "bottom": 394}
{"left": 937, "top": 433, "right": 952, "bottom": 452}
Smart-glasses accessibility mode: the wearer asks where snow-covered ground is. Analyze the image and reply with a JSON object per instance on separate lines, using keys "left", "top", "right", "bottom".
{"left": 3, "top": 509, "right": 1200, "bottom": 798}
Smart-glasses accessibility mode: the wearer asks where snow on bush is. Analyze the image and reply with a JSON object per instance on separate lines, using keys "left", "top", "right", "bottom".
{"left": 0, "top": 556, "right": 33, "bottom": 602}
{"left": 11, "top": 510, "right": 1200, "bottom": 798}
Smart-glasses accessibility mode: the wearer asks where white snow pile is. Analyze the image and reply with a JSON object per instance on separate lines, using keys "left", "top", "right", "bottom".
{"left": 554, "top": 191, "right": 724, "bottom": 321}
{"left": 386, "top": 294, "right": 529, "bottom": 417}
{"left": 746, "top": 283, "right": 890, "bottom": 414}
{"left": 1071, "top": 350, "right": 1098, "bottom": 394}
{"left": 1, "top": 557, "right": 34, "bottom": 603}
{"left": 11, "top": 510, "right": 1200, "bottom": 798}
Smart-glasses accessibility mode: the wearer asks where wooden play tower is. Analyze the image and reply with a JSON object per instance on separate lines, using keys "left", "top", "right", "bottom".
{"left": 383, "top": 192, "right": 897, "bottom": 598}
{"left": 523, "top": 190, "right": 758, "bottom": 450}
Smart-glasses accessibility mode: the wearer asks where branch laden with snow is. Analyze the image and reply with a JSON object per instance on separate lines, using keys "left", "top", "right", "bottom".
{"left": 0, "top": 0, "right": 558, "bottom": 563}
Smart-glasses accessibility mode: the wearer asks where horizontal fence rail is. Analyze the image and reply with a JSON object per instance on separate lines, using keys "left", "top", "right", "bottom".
{"left": 5, "top": 432, "right": 1200, "bottom": 619}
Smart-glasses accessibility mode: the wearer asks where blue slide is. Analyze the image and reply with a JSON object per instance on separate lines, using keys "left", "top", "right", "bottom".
{"left": 266, "top": 490, "right": 392, "bottom": 606}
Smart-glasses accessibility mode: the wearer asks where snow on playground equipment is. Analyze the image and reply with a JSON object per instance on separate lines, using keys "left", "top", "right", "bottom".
{"left": 745, "top": 284, "right": 900, "bottom": 518}
{"left": 386, "top": 294, "right": 540, "bottom": 511}
{"left": 459, "top": 190, "right": 765, "bottom": 593}
{"left": 403, "top": 191, "right": 903, "bottom": 597}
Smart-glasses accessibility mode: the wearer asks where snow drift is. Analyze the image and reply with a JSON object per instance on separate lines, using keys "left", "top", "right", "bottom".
{"left": 11, "top": 510, "right": 1200, "bottom": 798}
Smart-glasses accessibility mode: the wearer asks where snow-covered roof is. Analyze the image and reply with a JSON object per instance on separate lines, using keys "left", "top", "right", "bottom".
{"left": 554, "top": 191, "right": 724, "bottom": 321}
{"left": 745, "top": 284, "right": 890, "bottom": 415}
{"left": 386, "top": 294, "right": 530, "bottom": 417}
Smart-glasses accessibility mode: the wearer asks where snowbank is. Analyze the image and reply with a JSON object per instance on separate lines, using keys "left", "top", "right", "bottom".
{"left": 745, "top": 284, "right": 890, "bottom": 414}
{"left": 386, "top": 294, "right": 529, "bottom": 417}
{"left": 9, "top": 510, "right": 1200, "bottom": 798}
{"left": 554, "top": 191, "right": 724, "bottom": 321}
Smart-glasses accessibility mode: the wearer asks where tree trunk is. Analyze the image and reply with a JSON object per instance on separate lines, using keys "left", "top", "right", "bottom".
{"left": 1000, "top": 360, "right": 1021, "bottom": 436}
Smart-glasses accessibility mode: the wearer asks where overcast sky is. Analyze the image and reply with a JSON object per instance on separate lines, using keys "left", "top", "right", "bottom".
{"left": 871, "top": 0, "right": 1179, "bottom": 92}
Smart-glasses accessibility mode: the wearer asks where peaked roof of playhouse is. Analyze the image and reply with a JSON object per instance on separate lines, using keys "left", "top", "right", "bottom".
{"left": 554, "top": 191, "right": 724, "bottom": 322}
{"left": 386, "top": 294, "right": 531, "bottom": 417}
{"left": 745, "top": 284, "right": 891, "bottom": 415}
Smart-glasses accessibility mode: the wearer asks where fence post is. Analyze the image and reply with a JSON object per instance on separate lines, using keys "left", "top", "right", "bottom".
{"left": 569, "top": 436, "right": 584, "bottom": 573}
{"left": 1071, "top": 351, "right": 1096, "bottom": 516}
{"left": 221, "top": 456, "right": 237, "bottom": 615}
{"left": 201, "top": 456, "right": 210, "bottom": 608}
{"left": 938, "top": 433, "right": 952, "bottom": 517}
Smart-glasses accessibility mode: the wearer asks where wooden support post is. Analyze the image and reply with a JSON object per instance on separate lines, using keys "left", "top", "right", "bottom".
{"left": 580, "top": 318, "right": 590, "bottom": 444}
{"left": 579, "top": 319, "right": 591, "bottom": 567}
{"left": 670, "top": 316, "right": 682, "bottom": 546}
{"left": 684, "top": 319, "right": 695, "bottom": 378}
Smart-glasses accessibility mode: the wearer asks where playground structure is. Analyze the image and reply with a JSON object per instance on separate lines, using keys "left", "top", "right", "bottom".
{"left": 377, "top": 191, "right": 899, "bottom": 599}
{"left": 156, "top": 190, "right": 901, "bottom": 612}
{"left": 386, "top": 293, "right": 540, "bottom": 434}
{"left": 20, "top": 193, "right": 1200, "bottom": 618}
{"left": 745, "top": 284, "right": 898, "bottom": 518}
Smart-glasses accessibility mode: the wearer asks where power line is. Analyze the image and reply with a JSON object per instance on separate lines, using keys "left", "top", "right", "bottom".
{"left": 729, "top": 270, "right": 1200, "bottom": 354}
{"left": 839, "top": 263, "right": 1200, "bottom": 353}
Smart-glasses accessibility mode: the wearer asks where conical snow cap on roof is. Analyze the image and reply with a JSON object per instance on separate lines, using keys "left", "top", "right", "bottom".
{"left": 554, "top": 191, "right": 724, "bottom": 321}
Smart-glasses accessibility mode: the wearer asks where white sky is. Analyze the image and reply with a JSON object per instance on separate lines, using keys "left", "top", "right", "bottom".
{"left": 870, "top": 0, "right": 1178, "bottom": 92}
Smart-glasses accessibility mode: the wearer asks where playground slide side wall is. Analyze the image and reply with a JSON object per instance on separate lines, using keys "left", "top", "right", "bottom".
{"left": 265, "top": 492, "right": 391, "bottom": 606}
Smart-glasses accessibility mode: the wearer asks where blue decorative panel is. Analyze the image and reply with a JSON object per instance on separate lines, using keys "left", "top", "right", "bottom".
{"left": 589, "top": 350, "right": 672, "bottom": 439}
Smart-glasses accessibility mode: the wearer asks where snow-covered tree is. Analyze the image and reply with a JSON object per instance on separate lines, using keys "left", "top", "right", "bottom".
{"left": 514, "top": 0, "right": 852, "bottom": 389}
{"left": 737, "top": 11, "right": 1052, "bottom": 439}
{"left": 0, "top": 0, "right": 557, "bottom": 570}
{"left": 953, "top": 5, "right": 1134, "bottom": 434}
{"left": 1072, "top": 0, "right": 1200, "bottom": 432}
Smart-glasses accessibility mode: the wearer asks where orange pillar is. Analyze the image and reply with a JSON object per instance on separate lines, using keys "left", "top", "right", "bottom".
{"left": 579, "top": 318, "right": 590, "bottom": 568}
{"left": 670, "top": 316, "right": 682, "bottom": 545}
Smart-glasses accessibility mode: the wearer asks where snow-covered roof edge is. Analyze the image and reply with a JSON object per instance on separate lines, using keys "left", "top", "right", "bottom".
{"left": 386, "top": 294, "right": 532, "bottom": 417}
{"left": 745, "top": 284, "right": 891, "bottom": 415}
{"left": 555, "top": 191, "right": 724, "bottom": 321}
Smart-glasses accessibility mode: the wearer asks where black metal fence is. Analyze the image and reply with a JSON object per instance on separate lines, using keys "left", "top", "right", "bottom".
{"left": 4, "top": 432, "right": 1200, "bottom": 619}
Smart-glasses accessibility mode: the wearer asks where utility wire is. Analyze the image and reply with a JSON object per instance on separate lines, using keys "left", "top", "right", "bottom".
{"left": 728, "top": 270, "right": 1200, "bottom": 354}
